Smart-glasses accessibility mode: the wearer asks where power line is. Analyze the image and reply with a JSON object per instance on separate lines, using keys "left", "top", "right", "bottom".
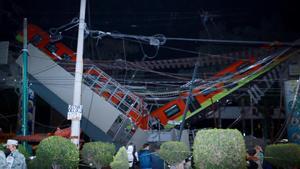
{"left": 165, "top": 37, "right": 300, "bottom": 47}
{"left": 86, "top": 27, "right": 299, "bottom": 47}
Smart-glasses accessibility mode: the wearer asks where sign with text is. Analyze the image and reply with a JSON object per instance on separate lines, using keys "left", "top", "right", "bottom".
{"left": 67, "top": 105, "right": 83, "bottom": 120}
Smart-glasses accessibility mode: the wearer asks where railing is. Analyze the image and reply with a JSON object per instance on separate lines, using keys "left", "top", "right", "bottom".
{"left": 83, "top": 65, "right": 148, "bottom": 117}
{"left": 57, "top": 62, "right": 149, "bottom": 142}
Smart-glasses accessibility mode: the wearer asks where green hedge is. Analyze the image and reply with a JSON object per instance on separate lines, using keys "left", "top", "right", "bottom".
{"left": 35, "top": 136, "right": 79, "bottom": 169}
{"left": 110, "top": 147, "right": 129, "bottom": 169}
{"left": 193, "top": 129, "right": 246, "bottom": 169}
{"left": 158, "top": 141, "right": 190, "bottom": 165}
{"left": 81, "top": 141, "right": 115, "bottom": 169}
{"left": 265, "top": 143, "right": 300, "bottom": 168}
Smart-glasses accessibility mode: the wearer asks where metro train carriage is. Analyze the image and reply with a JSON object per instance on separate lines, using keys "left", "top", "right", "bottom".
{"left": 17, "top": 24, "right": 149, "bottom": 130}
{"left": 149, "top": 49, "right": 295, "bottom": 127}
{"left": 18, "top": 24, "right": 77, "bottom": 61}
{"left": 149, "top": 57, "right": 261, "bottom": 127}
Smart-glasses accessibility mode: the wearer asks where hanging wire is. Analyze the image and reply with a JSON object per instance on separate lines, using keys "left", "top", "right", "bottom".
{"left": 165, "top": 37, "right": 299, "bottom": 47}
{"left": 49, "top": 17, "right": 79, "bottom": 42}
{"left": 122, "top": 38, "right": 128, "bottom": 85}
{"left": 86, "top": 27, "right": 298, "bottom": 47}
{"left": 136, "top": 38, "right": 160, "bottom": 59}
{"left": 34, "top": 121, "right": 70, "bottom": 130}
{"left": 123, "top": 37, "right": 251, "bottom": 61}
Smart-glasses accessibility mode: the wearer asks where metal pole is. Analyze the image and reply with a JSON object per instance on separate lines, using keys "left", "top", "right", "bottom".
{"left": 158, "top": 119, "right": 161, "bottom": 143}
{"left": 241, "top": 98, "right": 246, "bottom": 136}
{"left": 250, "top": 94, "right": 254, "bottom": 136}
{"left": 32, "top": 101, "right": 36, "bottom": 134}
{"left": 70, "top": 0, "right": 86, "bottom": 147}
{"left": 22, "top": 18, "right": 28, "bottom": 139}
{"left": 218, "top": 102, "right": 222, "bottom": 128}
{"left": 177, "top": 61, "right": 199, "bottom": 141}
{"left": 213, "top": 99, "right": 217, "bottom": 128}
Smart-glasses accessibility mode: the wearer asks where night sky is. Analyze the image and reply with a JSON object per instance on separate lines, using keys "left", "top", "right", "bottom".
{"left": 1, "top": 0, "right": 299, "bottom": 63}
{"left": 1, "top": 0, "right": 299, "bottom": 42}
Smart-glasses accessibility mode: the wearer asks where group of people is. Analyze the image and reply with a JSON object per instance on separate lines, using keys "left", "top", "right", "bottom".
{"left": 0, "top": 139, "right": 27, "bottom": 169}
{"left": 127, "top": 143, "right": 165, "bottom": 169}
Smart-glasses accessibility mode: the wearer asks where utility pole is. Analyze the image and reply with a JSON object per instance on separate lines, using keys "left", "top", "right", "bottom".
{"left": 69, "top": 0, "right": 86, "bottom": 147}
{"left": 22, "top": 18, "right": 28, "bottom": 140}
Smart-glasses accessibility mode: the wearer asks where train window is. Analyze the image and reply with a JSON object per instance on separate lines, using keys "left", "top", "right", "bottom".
{"left": 125, "top": 95, "right": 134, "bottom": 105}
{"left": 31, "top": 34, "right": 42, "bottom": 46}
{"left": 45, "top": 43, "right": 58, "bottom": 53}
{"left": 119, "top": 103, "right": 129, "bottom": 113}
{"left": 61, "top": 53, "right": 71, "bottom": 61}
{"left": 84, "top": 77, "right": 94, "bottom": 86}
{"left": 164, "top": 105, "right": 180, "bottom": 118}
{"left": 188, "top": 96, "right": 201, "bottom": 112}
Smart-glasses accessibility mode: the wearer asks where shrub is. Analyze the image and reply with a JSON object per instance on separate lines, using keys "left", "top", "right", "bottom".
{"left": 18, "top": 144, "right": 31, "bottom": 160}
{"left": 110, "top": 146, "right": 129, "bottom": 169}
{"left": 0, "top": 143, "right": 4, "bottom": 151}
{"left": 265, "top": 143, "right": 300, "bottom": 168}
{"left": 28, "top": 158, "right": 39, "bottom": 169}
{"left": 35, "top": 136, "right": 79, "bottom": 169}
{"left": 81, "top": 141, "right": 115, "bottom": 169}
{"left": 158, "top": 141, "right": 190, "bottom": 165}
{"left": 193, "top": 129, "right": 246, "bottom": 169}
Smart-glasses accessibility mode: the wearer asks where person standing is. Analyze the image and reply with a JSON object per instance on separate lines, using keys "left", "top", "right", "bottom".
{"left": 5, "top": 139, "right": 27, "bottom": 169}
{"left": 127, "top": 143, "right": 139, "bottom": 169}
{"left": 254, "top": 145, "right": 264, "bottom": 169}
{"left": 0, "top": 150, "right": 8, "bottom": 169}
{"left": 138, "top": 143, "right": 152, "bottom": 169}
{"left": 151, "top": 144, "right": 164, "bottom": 169}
